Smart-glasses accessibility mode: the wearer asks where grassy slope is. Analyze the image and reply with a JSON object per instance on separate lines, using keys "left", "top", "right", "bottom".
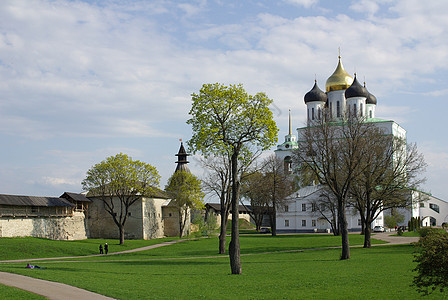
{"left": 0, "top": 237, "right": 177, "bottom": 260}
{"left": 1, "top": 234, "right": 445, "bottom": 299}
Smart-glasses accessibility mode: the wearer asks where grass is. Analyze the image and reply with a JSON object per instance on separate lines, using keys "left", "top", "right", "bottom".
{"left": 0, "top": 237, "right": 177, "bottom": 260}
{"left": 2, "top": 234, "right": 443, "bottom": 299}
{"left": 0, "top": 284, "right": 46, "bottom": 299}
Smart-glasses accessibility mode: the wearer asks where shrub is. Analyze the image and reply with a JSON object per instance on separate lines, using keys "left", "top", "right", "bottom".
{"left": 413, "top": 230, "right": 448, "bottom": 294}
{"left": 417, "top": 227, "right": 445, "bottom": 237}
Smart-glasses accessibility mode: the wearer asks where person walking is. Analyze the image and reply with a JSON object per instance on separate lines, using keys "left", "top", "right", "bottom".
{"left": 99, "top": 244, "right": 103, "bottom": 254}
{"left": 104, "top": 243, "right": 108, "bottom": 254}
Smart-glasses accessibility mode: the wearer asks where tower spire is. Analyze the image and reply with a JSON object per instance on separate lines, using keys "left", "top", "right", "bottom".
{"left": 175, "top": 141, "right": 190, "bottom": 173}
{"left": 288, "top": 109, "right": 292, "bottom": 135}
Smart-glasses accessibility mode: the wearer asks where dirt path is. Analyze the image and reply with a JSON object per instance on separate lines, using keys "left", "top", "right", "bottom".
{"left": 0, "top": 233, "right": 418, "bottom": 299}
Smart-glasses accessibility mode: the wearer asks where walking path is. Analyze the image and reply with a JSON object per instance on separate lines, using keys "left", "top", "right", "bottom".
{"left": 0, "top": 233, "right": 418, "bottom": 300}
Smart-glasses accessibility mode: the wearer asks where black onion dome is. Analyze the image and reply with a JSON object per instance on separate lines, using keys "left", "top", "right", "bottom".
{"left": 304, "top": 81, "right": 327, "bottom": 104}
{"left": 345, "top": 75, "right": 368, "bottom": 99}
{"left": 364, "top": 84, "right": 377, "bottom": 105}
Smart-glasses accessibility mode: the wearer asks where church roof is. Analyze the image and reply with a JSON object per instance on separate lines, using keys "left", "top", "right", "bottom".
{"left": 365, "top": 84, "right": 377, "bottom": 105}
{"left": 325, "top": 56, "right": 353, "bottom": 92}
{"left": 345, "top": 75, "right": 368, "bottom": 99}
{"left": 304, "top": 80, "right": 327, "bottom": 103}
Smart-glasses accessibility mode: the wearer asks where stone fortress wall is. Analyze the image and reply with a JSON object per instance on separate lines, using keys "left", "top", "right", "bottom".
{"left": 0, "top": 211, "right": 88, "bottom": 240}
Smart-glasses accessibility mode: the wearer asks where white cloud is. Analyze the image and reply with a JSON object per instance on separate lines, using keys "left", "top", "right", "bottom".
{"left": 284, "top": 0, "right": 319, "bottom": 8}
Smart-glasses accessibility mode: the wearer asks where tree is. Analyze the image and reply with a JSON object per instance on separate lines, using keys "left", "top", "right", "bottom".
{"left": 310, "top": 188, "right": 340, "bottom": 235}
{"left": 346, "top": 122, "right": 426, "bottom": 247}
{"left": 187, "top": 83, "right": 278, "bottom": 274}
{"left": 260, "top": 154, "right": 297, "bottom": 236}
{"left": 413, "top": 230, "right": 448, "bottom": 295}
{"left": 383, "top": 209, "right": 405, "bottom": 229}
{"left": 165, "top": 170, "right": 205, "bottom": 238}
{"left": 294, "top": 112, "right": 374, "bottom": 260}
{"left": 82, "top": 153, "right": 160, "bottom": 244}
{"left": 241, "top": 171, "right": 268, "bottom": 232}
{"left": 200, "top": 154, "right": 232, "bottom": 253}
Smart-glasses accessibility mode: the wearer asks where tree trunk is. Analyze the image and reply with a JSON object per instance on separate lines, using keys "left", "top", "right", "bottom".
{"left": 364, "top": 224, "right": 372, "bottom": 248}
{"left": 119, "top": 224, "right": 125, "bottom": 245}
{"left": 271, "top": 204, "right": 277, "bottom": 236}
{"left": 361, "top": 221, "right": 365, "bottom": 235}
{"left": 219, "top": 217, "right": 227, "bottom": 254}
{"left": 229, "top": 151, "right": 242, "bottom": 274}
{"left": 338, "top": 200, "right": 350, "bottom": 260}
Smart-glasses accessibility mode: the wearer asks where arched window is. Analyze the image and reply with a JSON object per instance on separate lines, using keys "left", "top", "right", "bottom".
{"left": 360, "top": 103, "right": 363, "bottom": 116}
{"left": 353, "top": 104, "right": 357, "bottom": 116}
{"left": 284, "top": 156, "right": 292, "bottom": 174}
{"left": 369, "top": 110, "right": 372, "bottom": 118}
{"left": 318, "top": 107, "right": 321, "bottom": 119}
{"left": 312, "top": 108, "right": 315, "bottom": 120}
{"left": 329, "top": 102, "right": 333, "bottom": 118}
{"left": 336, "top": 101, "right": 341, "bottom": 117}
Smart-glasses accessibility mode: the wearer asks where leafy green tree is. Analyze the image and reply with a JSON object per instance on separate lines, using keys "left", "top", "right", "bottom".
{"left": 82, "top": 153, "right": 160, "bottom": 244}
{"left": 413, "top": 230, "right": 448, "bottom": 295}
{"left": 165, "top": 170, "right": 205, "bottom": 238}
{"left": 384, "top": 209, "right": 405, "bottom": 229}
{"left": 187, "top": 83, "right": 278, "bottom": 274}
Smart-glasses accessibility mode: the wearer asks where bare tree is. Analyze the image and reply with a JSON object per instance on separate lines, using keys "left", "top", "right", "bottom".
{"left": 258, "top": 154, "right": 297, "bottom": 236}
{"left": 294, "top": 112, "right": 374, "bottom": 260}
{"left": 310, "top": 188, "right": 340, "bottom": 235}
{"left": 240, "top": 171, "right": 268, "bottom": 231}
{"left": 348, "top": 128, "right": 426, "bottom": 247}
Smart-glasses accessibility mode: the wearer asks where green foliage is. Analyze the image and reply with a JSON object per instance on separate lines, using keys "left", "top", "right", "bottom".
{"left": 384, "top": 211, "right": 405, "bottom": 228}
{"left": 417, "top": 227, "right": 446, "bottom": 237}
{"left": 409, "top": 217, "right": 422, "bottom": 232}
{"left": 187, "top": 83, "right": 278, "bottom": 156}
{"left": 165, "top": 171, "right": 204, "bottom": 211}
{"left": 413, "top": 230, "right": 448, "bottom": 294}
{"left": 82, "top": 153, "right": 161, "bottom": 198}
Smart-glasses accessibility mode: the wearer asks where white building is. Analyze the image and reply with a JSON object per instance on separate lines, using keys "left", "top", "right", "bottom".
{"left": 275, "top": 56, "right": 447, "bottom": 233}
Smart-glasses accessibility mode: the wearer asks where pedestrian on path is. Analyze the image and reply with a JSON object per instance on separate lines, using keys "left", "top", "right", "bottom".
{"left": 104, "top": 243, "right": 108, "bottom": 254}
{"left": 99, "top": 244, "right": 103, "bottom": 254}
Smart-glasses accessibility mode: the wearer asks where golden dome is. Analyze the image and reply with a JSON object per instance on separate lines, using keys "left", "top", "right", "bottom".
{"left": 325, "top": 56, "right": 353, "bottom": 92}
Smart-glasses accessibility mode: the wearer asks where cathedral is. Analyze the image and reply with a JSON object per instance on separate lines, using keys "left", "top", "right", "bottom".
{"left": 275, "top": 56, "right": 448, "bottom": 233}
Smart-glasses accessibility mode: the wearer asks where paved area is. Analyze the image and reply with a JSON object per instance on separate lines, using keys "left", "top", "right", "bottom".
{"left": 372, "top": 231, "right": 419, "bottom": 245}
{"left": 0, "top": 233, "right": 418, "bottom": 299}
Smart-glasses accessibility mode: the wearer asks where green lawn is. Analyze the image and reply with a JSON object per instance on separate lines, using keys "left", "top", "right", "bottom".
{"left": 0, "top": 237, "right": 177, "bottom": 260}
{"left": 0, "top": 234, "right": 445, "bottom": 299}
{"left": 0, "top": 284, "right": 46, "bottom": 299}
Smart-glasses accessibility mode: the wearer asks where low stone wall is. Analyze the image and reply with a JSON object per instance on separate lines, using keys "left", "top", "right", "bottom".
{"left": 0, "top": 211, "right": 88, "bottom": 240}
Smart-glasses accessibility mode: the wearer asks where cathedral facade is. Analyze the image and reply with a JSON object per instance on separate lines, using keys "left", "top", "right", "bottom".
{"left": 275, "top": 56, "right": 447, "bottom": 233}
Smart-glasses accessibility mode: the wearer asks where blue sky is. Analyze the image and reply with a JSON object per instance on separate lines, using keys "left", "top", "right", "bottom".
{"left": 1, "top": 0, "right": 447, "bottom": 202}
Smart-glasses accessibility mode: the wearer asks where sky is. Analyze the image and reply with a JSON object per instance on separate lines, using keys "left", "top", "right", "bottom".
{"left": 0, "top": 0, "right": 447, "bottom": 202}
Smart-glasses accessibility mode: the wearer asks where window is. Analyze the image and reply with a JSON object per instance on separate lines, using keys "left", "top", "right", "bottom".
{"left": 307, "top": 109, "right": 310, "bottom": 120}
{"left": 302, "top": 220, "right": 306, "bottom": 227}
{"left": 302, "top": 203, "right": 306, "bottom": 211}
{"left": 419, "top": 202, "right": 425, "bottom": 207}
{"left": 369, "top": 110, "right": 372, "bottom": 118}
{"left": 312, "top": 108, "right": 315, "bottom": 120}
{"left": 285, "top": 220, "right": 290, "bottom": 227}
{"left": 358, "top": 219, "right": 361, "bottom": 226}
{"left": 360, "top": 103, "right": 363, "bottom": 116}
{"left": 336, "top": 101, "right": 341, "bottom": 117}
{"left": 429, "top": 203, "right": 440, "bottom": 213}
{"left": 312, "top": 219, "right": 316, "bottom": 227}
{"left": 312, "top": 203, "right": 317, "bottom": 212}
{"left": 353, "top": 103, "right": 357, "bottom": 115}
{"left": 329, "top": 102, "right": 333, "bottom": 118}
{"left": 284, "top": 205, "right": 289, "bottom": 212}
{"left": 318, "top": 107, "right": 321, "bottom": 119}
